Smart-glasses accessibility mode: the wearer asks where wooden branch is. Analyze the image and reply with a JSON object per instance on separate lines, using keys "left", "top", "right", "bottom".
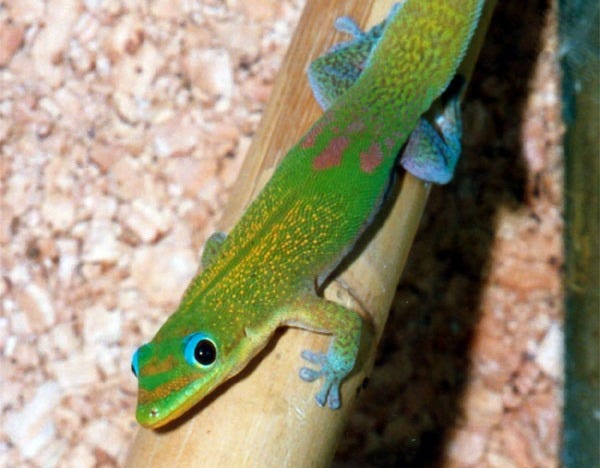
{"left": 125, "top": 1, "right": 495, "bottom": 465}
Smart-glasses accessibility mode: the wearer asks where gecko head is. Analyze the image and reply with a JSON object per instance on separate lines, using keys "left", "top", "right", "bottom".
{"left": 131, "top": 323, "right": 249, "bottom": 429}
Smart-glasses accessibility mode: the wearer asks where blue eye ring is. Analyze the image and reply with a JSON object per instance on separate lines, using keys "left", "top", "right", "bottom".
{"left": 131, "top": 348, "right": 140, "bottom": 377}
{"left": 184, "top": 333, "right": 217, "bottom": 368}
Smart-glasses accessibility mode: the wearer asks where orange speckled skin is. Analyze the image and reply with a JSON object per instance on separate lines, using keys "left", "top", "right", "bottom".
{"left": 133, "top": 0, "right": 484, "bottom": 428}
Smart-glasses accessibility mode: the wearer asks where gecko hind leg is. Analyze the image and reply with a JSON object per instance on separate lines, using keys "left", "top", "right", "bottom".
{"left": 400, "top": 93, "right": 463, "bottom": 185}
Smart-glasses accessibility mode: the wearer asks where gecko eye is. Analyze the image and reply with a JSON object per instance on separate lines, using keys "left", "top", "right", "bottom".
{"left": 131, "top": 348, "right": 140, "bottom": 377}
{"left": 184, "top": 333, "right": 217, "bottom": 367}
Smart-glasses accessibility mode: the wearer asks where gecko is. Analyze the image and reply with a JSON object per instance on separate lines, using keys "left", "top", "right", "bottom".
{"left": 131, "top": 0, "right": 485, "bottom": 428}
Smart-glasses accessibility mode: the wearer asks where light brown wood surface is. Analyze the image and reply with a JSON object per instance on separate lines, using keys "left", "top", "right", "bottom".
{"left": 125, "top": 1, "right": 494, "bottom": 466}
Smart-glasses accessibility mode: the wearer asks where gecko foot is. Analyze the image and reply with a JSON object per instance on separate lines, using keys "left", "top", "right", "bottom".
{"left": 299, "top": 350, "right": 342, "bottom": 409}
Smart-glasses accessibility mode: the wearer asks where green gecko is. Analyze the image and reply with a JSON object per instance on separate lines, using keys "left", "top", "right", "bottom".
{"left": 131, "top": 0, "right": 484, "bottom": 428}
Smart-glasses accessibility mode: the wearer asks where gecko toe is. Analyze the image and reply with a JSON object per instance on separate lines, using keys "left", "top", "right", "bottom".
{"left": 299, "top": 367, "right": 321, "bottom": 382}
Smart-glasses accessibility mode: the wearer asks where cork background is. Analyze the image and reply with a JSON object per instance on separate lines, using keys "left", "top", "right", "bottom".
{"left": 1, "top": 0, "right": 562, "bottom": 466}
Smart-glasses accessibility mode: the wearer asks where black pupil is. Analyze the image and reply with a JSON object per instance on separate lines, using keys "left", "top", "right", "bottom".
{"left": 194, "top": 339, "right": 216, "bottom": 365}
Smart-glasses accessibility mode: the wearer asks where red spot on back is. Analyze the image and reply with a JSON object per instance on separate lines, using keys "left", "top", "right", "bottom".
{"left": 346, "top": 119, "right": 366, "bottom": 134}
{"left": 384, "top": 137, "right": 396, "bottom": 151}
{"left": 312, "top": 136, "right": 349, "bottom": 170}
{"left": 302, "top": 121, "right": 325, "bottom": 149}
{"left": 360, "top": 143, "right": 384, "bottom": 173}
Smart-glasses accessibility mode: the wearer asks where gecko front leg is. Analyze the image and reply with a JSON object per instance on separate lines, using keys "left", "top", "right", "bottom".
{"left": 278, "top": 292, "right": 363, "bottom": 409}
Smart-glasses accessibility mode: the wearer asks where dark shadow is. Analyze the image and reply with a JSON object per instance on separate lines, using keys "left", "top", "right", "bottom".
{"left": 333, "top": 0, "right": 550, "bottom": 465}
